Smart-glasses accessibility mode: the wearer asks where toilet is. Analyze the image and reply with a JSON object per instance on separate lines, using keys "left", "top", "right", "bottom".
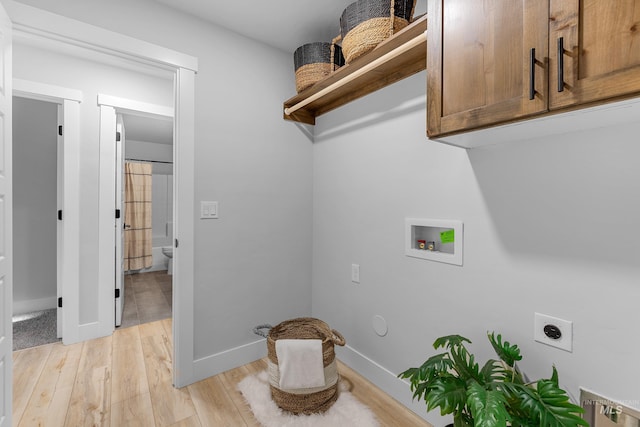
{"left": 162, "top": 246, "right": 173, "bottom": 275}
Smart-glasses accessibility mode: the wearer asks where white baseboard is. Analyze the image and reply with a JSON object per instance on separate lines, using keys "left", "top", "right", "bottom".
{"left": 187, "top": 339, "right": 443, "bottom": 425}
{"left": 335, "top": 345, "right": 441, "bottom": 426}
{"left": 78, "top": 321, "right": 113, "bottom": 343}
{"left": 13, "top": 296, "right": 57, "bottom": 315}
{"left": 191, "top": 339, "right": 267, "bottom": 384}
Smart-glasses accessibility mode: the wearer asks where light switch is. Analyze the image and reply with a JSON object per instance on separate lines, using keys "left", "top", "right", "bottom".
{"left": 200, "top": 201, "right": 218, "bottom": 219}
{"left": 351, "top": 264, "right": 360, "bottom": 283}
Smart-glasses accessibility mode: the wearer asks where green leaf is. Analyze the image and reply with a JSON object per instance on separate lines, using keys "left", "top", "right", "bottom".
{"left": 413, "top": 381, "right": 430, "bottom": 401}
{"left": 425, "top": 376, "right": 468, "bottom": 416}
{"left": 480, "top": 360, "right": 510, "bottom": 384}
{"left": 487, "top": 332, "right": 522, "bottom": 367}
{"left": 466, "top": 381, "right": 510, "bottom": 427}
{"left": 449, "top": 342, "right": 481, "bottom": 382}
{"left": 504, "top": 382, "right": 588, "bottom": 427}
{"left": 535, "top": 380, "right": 588, "bottom": 426}
{"left": 399, "top": 353, "right": 453, "bottom": 385}
{"left": 508, "top": 414, "right": 537, "bottom": 427}
{"left": 398, "top": 367, "right": 419, "bottom": 380}
{"left": 433, "top": 335, "right": 472, "bottom": 350}
{"left": 550, "top": 365, "right": 559, "bottom": 387}
{"left": 453, "top": 413, "right": 474, "bottom": 427}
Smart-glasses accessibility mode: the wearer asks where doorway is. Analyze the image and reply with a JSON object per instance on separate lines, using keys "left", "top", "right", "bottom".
{"left": 11, "top": 97, "right": 59, "bottom": 350}
{"left": 118, "top": 113, "right": 174, "bottom": 328}
{"left": 9, "top": 2, "right": 198, "bottom": 389}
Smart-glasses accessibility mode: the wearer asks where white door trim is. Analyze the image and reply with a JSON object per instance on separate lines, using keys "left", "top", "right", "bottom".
{"left": 173, "top": 68, "right": 196, "bottom": 387}
{"left": 0, "top": 2, "right": 12, "bottom": 424}
{"left": 7, "top": 2, "right": 198, "bottom": 388}
{"left": 114, "top": 114, "right": 124, "bottom": 328}
{"left": 98, "top": 96, "right": 173, "bottom": 333}
{"left": 14, "top": 78, "right": 83, "bottom": 103}
{"left": 12, "top": 79, "right": 81, "bottom": 345}
{"left": 97, "top": 105, "right": 118, "bottom": 338}
{"left": 97, "top": 94, "right": 174, "bottom": 119}
{"left": 5, "top": 2, "right": 197, "bottom": 72}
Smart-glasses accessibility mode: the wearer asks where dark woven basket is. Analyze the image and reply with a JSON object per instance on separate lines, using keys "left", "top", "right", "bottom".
{"left": 340, "top": 0, "right": 416, "bottom": 63}
{"left": 293, "top": 42, "right": 345, "bottom": 93}
{"left": 264, "top": 317, "right": 346, "bottom": 415}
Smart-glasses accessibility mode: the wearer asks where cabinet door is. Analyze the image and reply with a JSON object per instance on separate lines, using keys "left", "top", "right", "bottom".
{"left": 427, "top": 0, "right": 549, "bottom": 137}
{"left": 550, "top": 0, "right": 640, "bottom": 109}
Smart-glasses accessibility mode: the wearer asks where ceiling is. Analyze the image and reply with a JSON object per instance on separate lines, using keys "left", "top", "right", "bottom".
{"left": 118, "top": 0, "right": 427, "bottom": 143}
{"left": 152, "top": 0, "right": 427, "bottom": 54}
{"left": 122, "top": 114, "right": 173, "bottom": 145}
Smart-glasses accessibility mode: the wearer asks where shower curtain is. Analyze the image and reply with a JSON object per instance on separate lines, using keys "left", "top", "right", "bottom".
{"left": 124, "top": 162, "right": 153, "bottom": 271}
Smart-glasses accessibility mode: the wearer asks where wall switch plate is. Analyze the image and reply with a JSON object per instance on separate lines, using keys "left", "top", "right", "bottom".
{"left": 351, "top": 264, "right": 360, "bottom": 283}
{"left": 200, "top": 201, "right": 218, "bottom": 219}
{"left": 534, "top": 312, "right": 573, "bottom": 352}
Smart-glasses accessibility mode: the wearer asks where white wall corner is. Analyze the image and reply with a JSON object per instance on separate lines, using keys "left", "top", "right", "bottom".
{"left": 335, "top": 345, "right": 439, "bottom": 425}
{"left": 12, "top": 296, "right": 57, "bottom": 316}
{"left": 191, "top": 339, "right": 268, "bottom": 385}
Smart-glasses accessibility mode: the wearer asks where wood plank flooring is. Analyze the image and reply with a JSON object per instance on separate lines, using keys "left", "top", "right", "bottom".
{"left": 13, "top": 320, "right": 431, "bottom": 427}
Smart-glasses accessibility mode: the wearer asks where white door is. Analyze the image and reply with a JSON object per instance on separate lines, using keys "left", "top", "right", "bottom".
{"left": 56, "top": 105, "right": 63, "bottom": 337}
{"left": 0, "top": 2, "right": 12, "bottom": 425}
{"left": 115, "top": 114, "right": 125, "bottom": 326}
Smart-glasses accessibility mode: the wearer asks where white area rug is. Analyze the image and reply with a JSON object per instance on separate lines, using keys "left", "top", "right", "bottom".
{"left": 238, "top": 370, "right": 380, "bottom": 427}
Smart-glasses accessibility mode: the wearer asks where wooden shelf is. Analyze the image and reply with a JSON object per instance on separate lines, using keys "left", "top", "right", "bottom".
{"left": 283, "top": 15, "right": 427, "bottom": 125}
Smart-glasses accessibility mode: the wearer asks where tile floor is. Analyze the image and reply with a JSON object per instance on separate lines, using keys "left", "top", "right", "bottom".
{"left": 120, "top": 270, "right": 172, "bottom": 329}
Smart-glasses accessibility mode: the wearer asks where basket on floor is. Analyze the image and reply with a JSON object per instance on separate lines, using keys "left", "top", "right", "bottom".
{"left": 255, "top": 317, "right": 346, "bottom": 415}
{"left": 294, "top": 42, "right": 345, "bottom": 93}
{"left": 340, "top": 0, "right": 416, "bottom": 63}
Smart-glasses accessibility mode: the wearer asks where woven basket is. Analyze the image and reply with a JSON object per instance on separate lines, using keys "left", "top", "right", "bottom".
{"left": 294, "top": 42, "right": 345, "bottom": 93}
{"left": 260, "top": 317, "right": 346, "bottom": 415}
{"left": 340, "top": 0, "right": 416, "bottom": 63}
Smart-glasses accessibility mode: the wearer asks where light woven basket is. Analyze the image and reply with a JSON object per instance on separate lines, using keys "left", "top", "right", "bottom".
{"left": 340, "top": 0, "right": 417, "bottom": 63}
{"left": 257, "top": 317, "right": 346, "bottom": 415}
{"left": 294, "top": 42, "right": 345, "bottom": 93}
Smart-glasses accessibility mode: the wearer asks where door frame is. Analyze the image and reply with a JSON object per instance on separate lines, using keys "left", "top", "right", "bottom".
{"left": 12, "top": 78, "right": 82, "bottom": 345}
{"left": 7, "top": 3, "right": 198, "bottom": 387}
{"left": 97, "top": 95, "right": 174, "bottom": 331}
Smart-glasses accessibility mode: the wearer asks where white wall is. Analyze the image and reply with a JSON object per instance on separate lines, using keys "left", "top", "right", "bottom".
{"left": 151, "top": 174, "right": 173, "bottom": 248}
{"left": 12, "top": 0, "right": 313, "bottom": 370}
{"left": 12, "top": 97, "right": 58, "bottom": 314}
{"left": 12, "top": 41, "right": 174, "bottom": 325}
{"left": 9, "top": 1, "right": 640, "bottom": 424}
{"left": 312, "top": 72, "right": 640, "bottom": 424}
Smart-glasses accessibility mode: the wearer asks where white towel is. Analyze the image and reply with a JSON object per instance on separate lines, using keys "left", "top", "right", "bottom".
{"left": 275, "top": 339, "right": 325, "bottom": 390}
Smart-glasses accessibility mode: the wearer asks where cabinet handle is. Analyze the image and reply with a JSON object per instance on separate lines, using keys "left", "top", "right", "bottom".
{"left": 557, "top": 37, "right": 564, "bottom": 92}
{"left": 529, "top": 48, "right": 536, "bottom": 100}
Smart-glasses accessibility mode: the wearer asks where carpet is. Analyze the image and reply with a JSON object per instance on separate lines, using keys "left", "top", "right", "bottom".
{"left": 13, "top": 308, "right": 60, "bottom": 351}
{"left": 238, "top": 370, "right": 380, "bottom": 427}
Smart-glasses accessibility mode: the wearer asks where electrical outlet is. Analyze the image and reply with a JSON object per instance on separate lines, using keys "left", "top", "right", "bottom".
{"left": 351, "top": 264, "right": 360, "bottom": 283}
{"left": 534, "top": 313, "right": 573, "bottom": 352}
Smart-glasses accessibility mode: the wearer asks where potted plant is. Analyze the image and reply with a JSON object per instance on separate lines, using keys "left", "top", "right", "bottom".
{"left": 398, "top": 332, "right": 588, "bottom": 427}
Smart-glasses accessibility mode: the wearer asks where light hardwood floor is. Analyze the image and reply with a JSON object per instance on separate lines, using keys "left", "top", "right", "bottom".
{"left": 13, "top": 319, "right": 431, "bottom": 427}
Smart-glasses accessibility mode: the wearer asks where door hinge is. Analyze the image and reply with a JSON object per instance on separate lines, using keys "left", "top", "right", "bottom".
{"left": 116, "top": 131, "right": 121, "bottom": 142}
{"left": 115, "top": 209, "right": 120, "bottom": 219}
{"left": 58, "top": 125, "right": 63, "bottom": 136}
{"left": 175, "top": 238, "right": 179, "bottom": 248}
{"left": 58, "top": 297, "right": 63, "bottom": 308}
{"left": 115, "top": 288, "right": 120, "bottom": 299}
{"left": 58, "top": 210, "right": 63, "bottom": 221}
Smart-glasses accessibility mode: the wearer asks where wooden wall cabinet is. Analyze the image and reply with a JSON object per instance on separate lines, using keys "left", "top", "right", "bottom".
{"left": 549, "top": 0, "right": 640, "bottom": 110}
{"left": 428, "top": 0, "right": 640, "bottom": 138}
